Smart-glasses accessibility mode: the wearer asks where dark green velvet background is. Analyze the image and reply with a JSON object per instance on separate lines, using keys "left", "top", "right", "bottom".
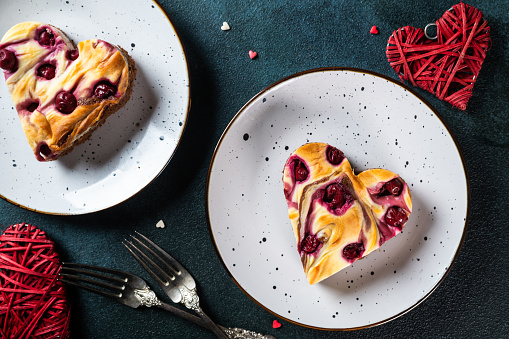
{"left": 1, "top": 0, "right": 508, "bottom": 338}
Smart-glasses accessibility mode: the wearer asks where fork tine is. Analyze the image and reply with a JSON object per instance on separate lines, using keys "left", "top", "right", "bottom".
{"left": 133, "top": 231, "right": 185, "bottom": 273}
{"left": 131, "top": 232, "right": 196, "bottom": 290}
{"left": 59, "top": 263, "right": 128, "bottom": 300}
{"left": 123, "top": 240, "right": 169, "bottom": 287}
{"left": 62, "top": 262, "right": 131, "bottom": 279}
{"left": 59, "top": 275, "right": 121, "bottom": 299}
{"left": 60, "top": 266, "right": 127, "bottom": 285}
{"left": 124, "top": 238, "right": 186, "bottom": 304}
{"left": 60, "top": 271, "right": 124, "bottom": 292}
{"left": 59, "top": 262, "right": 151, "bottom": 309}
{"left": 128, "top": 235, "right": 177, "bottom": 279}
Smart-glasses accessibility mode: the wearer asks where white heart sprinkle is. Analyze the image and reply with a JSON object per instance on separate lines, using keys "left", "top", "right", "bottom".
{"left": 156, "top": 220, "right": 165, "bottom": 228}
{"left": 221, "top": 22, "right": 230, "bottom": 31}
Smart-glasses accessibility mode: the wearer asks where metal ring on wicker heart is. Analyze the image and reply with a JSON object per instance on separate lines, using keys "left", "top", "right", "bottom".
{"left": 425, "top": 7, "right": 454, "bottom": 40}
{"left": 424, "top": 23, "right": 438, "bottom": 40}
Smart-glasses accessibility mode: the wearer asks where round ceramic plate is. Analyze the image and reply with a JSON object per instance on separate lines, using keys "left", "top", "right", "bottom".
{"left": 207, "top": 68, "right": 469, "bottom": 330}
{"left": 0, "top": 0, "right": 189, "bottom": 214}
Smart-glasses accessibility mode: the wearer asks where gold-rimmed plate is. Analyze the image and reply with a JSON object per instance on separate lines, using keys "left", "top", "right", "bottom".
{"left": 207, "top": 68, "right": 469, "bottom": 330}
{"left": 0, "top": 0, "right": 189, "bottom": 214}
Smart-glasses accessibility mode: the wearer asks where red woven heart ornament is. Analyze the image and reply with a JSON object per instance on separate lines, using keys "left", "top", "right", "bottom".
{"left": 0, "top": 223, "right": 71, "bottom": 339}
{"left": 386, "top": 2, "right": 490, "bottom": 110}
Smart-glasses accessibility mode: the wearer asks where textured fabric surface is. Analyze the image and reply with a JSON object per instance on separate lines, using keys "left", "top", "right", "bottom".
{"left": 1, "top": 0, "right": 508, "bottom": 338}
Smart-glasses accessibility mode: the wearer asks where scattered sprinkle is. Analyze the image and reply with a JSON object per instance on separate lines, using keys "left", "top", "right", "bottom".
{"left": 221, "top": 22, "right": 230, "bottom": 31}
{"left": 272, "top": 320, "right": 282, "bottom": 329}
{"left": 249, "top": 50, "right": 258, "bottom": 59}
{"left": 156, "top": 220, "right": 165, "bottom": 229}
{"left": 370, "top": 25, "right": 379, "bottom": 34}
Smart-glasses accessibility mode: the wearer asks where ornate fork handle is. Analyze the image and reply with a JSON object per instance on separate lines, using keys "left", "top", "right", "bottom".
{"left": 134, "top": 286, "right": 275, "bottom": 339}
{"left": 222, "top": 327, "right": 276, "bottom": 339}
{"left": 134, "top": 287, "right": 162, "bottom": 307}
{"left": 176, "top": 285, "right": 227, "bottom": 338}
{"left": 178, "top": 285, "right": 201, "bottom": 311}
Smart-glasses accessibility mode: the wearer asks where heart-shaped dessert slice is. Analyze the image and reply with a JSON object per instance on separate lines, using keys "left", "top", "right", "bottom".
{"left": 386, "top": 3, "right": 490, "bottom": 110}
{"left": 283, "top": 143, "right": 412, "bottom": 284}
{"left": 0, "top": 21, "right": 136, "bottom": 161}
{"left": 0, "top": 223, "right": 71, "bottom": 338}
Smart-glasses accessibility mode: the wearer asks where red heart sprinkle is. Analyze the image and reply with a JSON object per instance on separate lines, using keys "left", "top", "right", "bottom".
{"left": 272, "top": 320, "right": 282, "bottom": 328}
{"left": 370, "top": 25, "right": 379, "bottom": 34}
{"left": 249, "top": 50, "right": 258, "bottom": 59}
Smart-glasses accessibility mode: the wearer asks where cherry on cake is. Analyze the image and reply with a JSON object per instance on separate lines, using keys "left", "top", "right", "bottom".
{"left": 283, "top": 142, "right": 412, "bottom": 284}
{"left": 0, "top": 21, "right": 136, "bottom": 161}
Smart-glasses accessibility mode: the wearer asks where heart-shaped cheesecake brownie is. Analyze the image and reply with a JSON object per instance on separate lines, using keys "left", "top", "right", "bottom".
{"left": 386, "top": 3, "right": 490, "bottom": 110}
{"left": 0, "top": 223, "right": 71, "bottom": 338}
{"left": 283, "top": 143, "right": 412, "bottom": 284}
{"left": 0, "top": 21, "right": 136, "bottom": 161}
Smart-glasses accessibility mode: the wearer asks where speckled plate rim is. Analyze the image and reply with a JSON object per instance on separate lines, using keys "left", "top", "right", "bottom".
{"left": 205, "top": 67, "right": 470, "bottom": 330}
{"left": 0, "top": 0, "right": 191, "bottom": 215}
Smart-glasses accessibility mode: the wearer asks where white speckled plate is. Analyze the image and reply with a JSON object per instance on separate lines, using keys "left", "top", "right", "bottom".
{"left": 0, "top": 0, "right": 189, "bottom": 214}
{"left": 207, "top": 68, "right": 469, "bottom": 330}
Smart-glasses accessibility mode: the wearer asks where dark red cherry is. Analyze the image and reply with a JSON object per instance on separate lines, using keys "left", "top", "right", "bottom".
{"left": 327, "top": 146, "right": 344, "bottom": 165}
{"left": 343, "top": 242, "right": 365, "bottom": 260}
{"left": 55, "top": 92, "right": 77, "bottom": 114}
{"left": 67, "top": 49, "right": 79, "bottom": 60}
{"left": 323, "top": 183, "right": 345, "bottom": 206}
{"left": 385, "top": 206, "right": 408, "bottom": 228}
{"left": 39, "top": 144, "right": 52, "bottom": 157}
{"left": 0, "top": 49, "right": 17, "bottom": 71}
{"left": 93, "top": 81, "right": 117, "bottom": 99}
{"left": 294, "top": 159, "right": 309, "bottom": 182}
{"left": 37, "top": 64, "right": 56, "bottom": 80}
{"left": 38, "top": 29, "right": 55, "bottom": 46}
{"left": 301, "top": 234, "right": 320, "bottom": 253}
{"left": 381, "top": 178, "right": 403, "bottom": 196}
{"left": 27, "top": 102, "right": 39, "bottom": 112}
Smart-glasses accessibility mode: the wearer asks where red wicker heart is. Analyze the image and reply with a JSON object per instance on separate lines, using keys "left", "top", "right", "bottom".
{"left": 386, "top": 2, "right": 491, "bottom": 110}
{"left": 0, "top": 223, "right": 71, "bottom": 339}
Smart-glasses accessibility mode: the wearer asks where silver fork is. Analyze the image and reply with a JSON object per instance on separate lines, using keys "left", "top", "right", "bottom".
{"left": 123, "top": 232, "right": 272, "bottom": 339}
{"left": 59, "top": 263, "right": 275, "bottom": 339}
